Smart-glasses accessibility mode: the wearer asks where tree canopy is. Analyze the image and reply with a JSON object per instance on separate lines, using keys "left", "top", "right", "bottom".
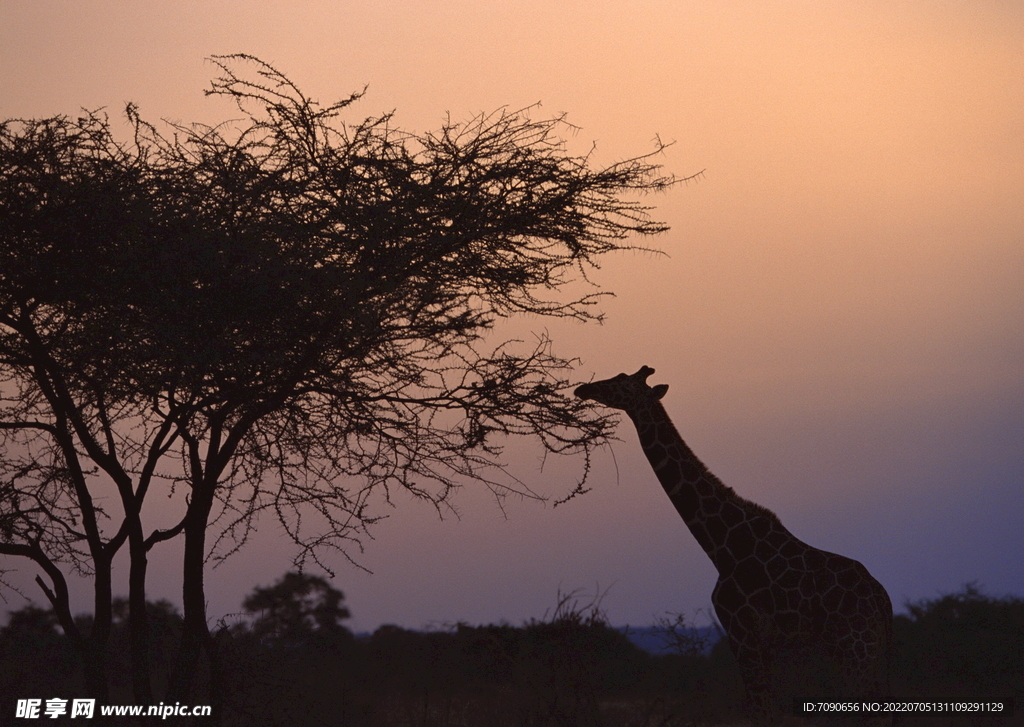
{"left": 0, "top": 54, "right": 683, "bottom": 701}
{"left": 242, "top": 571, "right": 351, "bottom": 641}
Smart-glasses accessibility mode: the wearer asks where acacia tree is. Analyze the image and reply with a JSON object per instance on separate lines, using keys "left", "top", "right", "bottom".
{"left": 0, "top": 54, "right": 685, "bottom": 702}
{"left": 241, "top": 571, "right": 351, "bottom": 643}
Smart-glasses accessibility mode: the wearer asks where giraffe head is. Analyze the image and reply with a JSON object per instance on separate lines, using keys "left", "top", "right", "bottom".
{"left": 574, "top": 365, "right": 669, "bottom": 412}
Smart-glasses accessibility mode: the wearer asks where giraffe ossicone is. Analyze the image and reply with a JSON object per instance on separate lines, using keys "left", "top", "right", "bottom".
{"left": 576, "top": 366, "right": 893, "bottom": 725}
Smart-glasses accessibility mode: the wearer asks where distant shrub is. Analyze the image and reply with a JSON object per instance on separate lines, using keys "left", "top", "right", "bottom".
{"left": 893, "top": 582, "right": 1024, "bottom": 703}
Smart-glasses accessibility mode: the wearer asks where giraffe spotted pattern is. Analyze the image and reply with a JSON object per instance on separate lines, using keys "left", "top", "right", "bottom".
{"left": 576, "top": 366, "right": 892, "bottom": 725}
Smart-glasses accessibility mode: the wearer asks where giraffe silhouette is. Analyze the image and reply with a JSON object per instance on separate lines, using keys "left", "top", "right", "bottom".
{"left": 575, "top": 366, "right": 892, "bottom": 724}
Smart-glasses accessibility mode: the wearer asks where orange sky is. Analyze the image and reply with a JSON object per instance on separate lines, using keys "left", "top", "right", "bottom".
{"left": 2, "top": 1, "right": 1022, "bottom": 631}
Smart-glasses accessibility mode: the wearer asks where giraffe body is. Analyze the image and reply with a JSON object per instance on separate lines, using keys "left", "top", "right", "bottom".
{"left": 575, "top": 367, "right": 892, "bottom": 724}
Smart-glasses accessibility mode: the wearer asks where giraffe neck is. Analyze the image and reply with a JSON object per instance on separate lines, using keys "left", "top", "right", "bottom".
{"left": 626, "top": 400, "right": 779, "bottom": 574}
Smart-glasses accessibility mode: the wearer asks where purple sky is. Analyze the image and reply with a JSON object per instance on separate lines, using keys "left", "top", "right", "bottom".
{"left": 2, "top": 1, "right": 1022, "bottom": 633}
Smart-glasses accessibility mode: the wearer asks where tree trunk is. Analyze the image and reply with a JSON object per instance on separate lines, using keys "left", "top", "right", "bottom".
{"left": 88, "top": 554, "right": 113, "bottom": 701}
{"left": 168, "top": 483, "right": 215, "bottom": 703}
{"left": 128, "top": 525, "right": 153, "bottom": 703}
{"left": 33, "top": 553, "right": 111, "bottom": 701}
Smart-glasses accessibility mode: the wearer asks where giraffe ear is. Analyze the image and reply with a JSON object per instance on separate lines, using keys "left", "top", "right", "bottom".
{"left": 652, "top": 384, "right": 669, "bottom": 399}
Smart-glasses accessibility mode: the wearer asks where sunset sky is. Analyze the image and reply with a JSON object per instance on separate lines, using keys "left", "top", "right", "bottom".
{"left": 2, "top": 1, "right": 1022, "bottom": 634}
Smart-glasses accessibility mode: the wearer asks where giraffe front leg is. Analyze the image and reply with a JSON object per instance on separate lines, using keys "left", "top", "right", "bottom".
{"left": 730, "top": 641, "right": 783, "bottom": 724}
{"left": 714, "top": 590, "right": 786, "bottom": 723}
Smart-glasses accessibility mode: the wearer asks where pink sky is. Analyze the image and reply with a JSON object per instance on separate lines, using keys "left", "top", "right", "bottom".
{"left": 2, "top": 1, "right": 1022, "bottom": 632}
